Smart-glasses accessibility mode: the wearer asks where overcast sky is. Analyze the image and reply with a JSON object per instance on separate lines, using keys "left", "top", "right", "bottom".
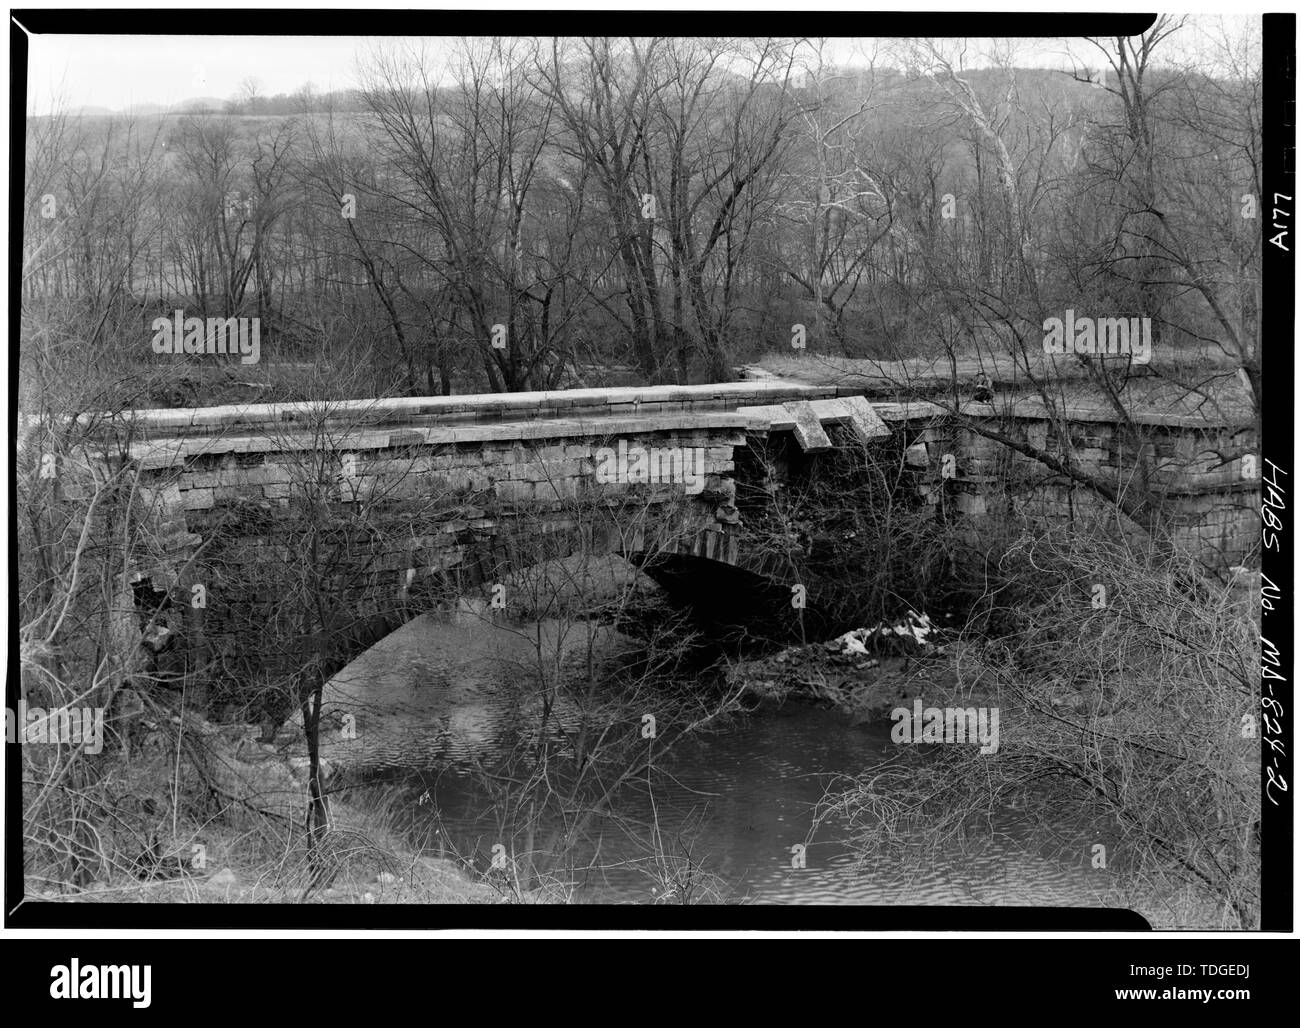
{"left": 23, "top": 34, "right": 864, "bottom": 113}
{"left": 20, "top": 23, "right": 1256, "bottom": 116}
{"left": 24, "top": 34, "right": 391, "bottom": 113}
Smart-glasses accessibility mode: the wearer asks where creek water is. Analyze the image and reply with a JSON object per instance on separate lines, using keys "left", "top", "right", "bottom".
{"left": 328, "top": 606, "right": 1112, "bottom": 906}
{"left": 385, "top": 692, "right": 1107, "bottom": 907}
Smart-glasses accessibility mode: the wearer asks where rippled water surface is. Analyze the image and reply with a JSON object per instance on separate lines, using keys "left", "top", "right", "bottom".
{"left": 332, "top": 612, "right": 1113, "bottom": 905}
{"left": 401, "top": 703, "right": 1107, "bottom": 906}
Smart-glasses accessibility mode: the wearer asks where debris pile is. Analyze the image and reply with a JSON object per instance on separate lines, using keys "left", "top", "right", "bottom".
{"left": 827, "top": 610, "right": 940, "bottom": 657}
{"left": 730, "top": 611, "right": 952, "bottom": 719}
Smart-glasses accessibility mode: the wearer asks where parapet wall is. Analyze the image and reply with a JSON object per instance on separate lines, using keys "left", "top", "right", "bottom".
{"left": 880, "top": 402, "right": 1260, "bottom": 567}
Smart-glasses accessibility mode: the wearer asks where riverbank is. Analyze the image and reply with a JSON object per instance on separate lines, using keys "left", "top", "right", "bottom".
{"left": 23, "top": 715, "right": 503, "bottom": 905}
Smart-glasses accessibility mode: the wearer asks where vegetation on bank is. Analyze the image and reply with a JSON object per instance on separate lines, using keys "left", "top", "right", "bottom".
{"left": 26, "top": 764, "right": 502, "bottom": 906}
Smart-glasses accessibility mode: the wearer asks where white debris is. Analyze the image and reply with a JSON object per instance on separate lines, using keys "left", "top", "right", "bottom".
{"left": 830, "top": 611, "right": 935, "bottom": 654}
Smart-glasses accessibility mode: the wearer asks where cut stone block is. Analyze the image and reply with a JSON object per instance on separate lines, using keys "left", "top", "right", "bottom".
{"left": 781, "top": 400, "right": 834, "bottom": 453}
{"left": 904, "top": 441, "right": 930, "bottom": 467}
{"left": 734, "top": 403, "right": 795, "bottom": 430}
{"left": 809, "top": 396, "right": 892, "bottom": 444}
{"left": 181, "top": 488, "right": 214, "bottom": 510}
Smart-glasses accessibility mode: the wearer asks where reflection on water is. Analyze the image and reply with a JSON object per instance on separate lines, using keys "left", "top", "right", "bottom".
{"left": 328, "top": 611, "right": 1116, "bottom": 906}
{"left": 399, "top": 704, "right": 1111, "bottom": 906}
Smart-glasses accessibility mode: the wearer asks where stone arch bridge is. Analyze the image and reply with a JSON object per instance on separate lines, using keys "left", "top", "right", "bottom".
{"left": 121, "top": 379, "right": 889, "bottom": 596}
{"left": 70, "top": 375, "right": 1255, "bottom": 707}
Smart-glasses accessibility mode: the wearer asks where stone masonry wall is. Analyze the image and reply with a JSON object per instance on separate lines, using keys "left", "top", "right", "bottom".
{"left": 890, "top": 409, "right": 1260, "bottom": 567}
{"left": 120, "top": 414, "right": 753, "bottom": 720}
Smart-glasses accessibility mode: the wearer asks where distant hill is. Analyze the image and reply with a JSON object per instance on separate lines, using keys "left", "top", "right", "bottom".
{"left": 62, "top": 90, "right": 368, "bottom": 118}
{"left": 66, "top": 97, "right": 230, "bottom": 117}
{"left": 171, "top": 97, "right": 227, "bottom": 113}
